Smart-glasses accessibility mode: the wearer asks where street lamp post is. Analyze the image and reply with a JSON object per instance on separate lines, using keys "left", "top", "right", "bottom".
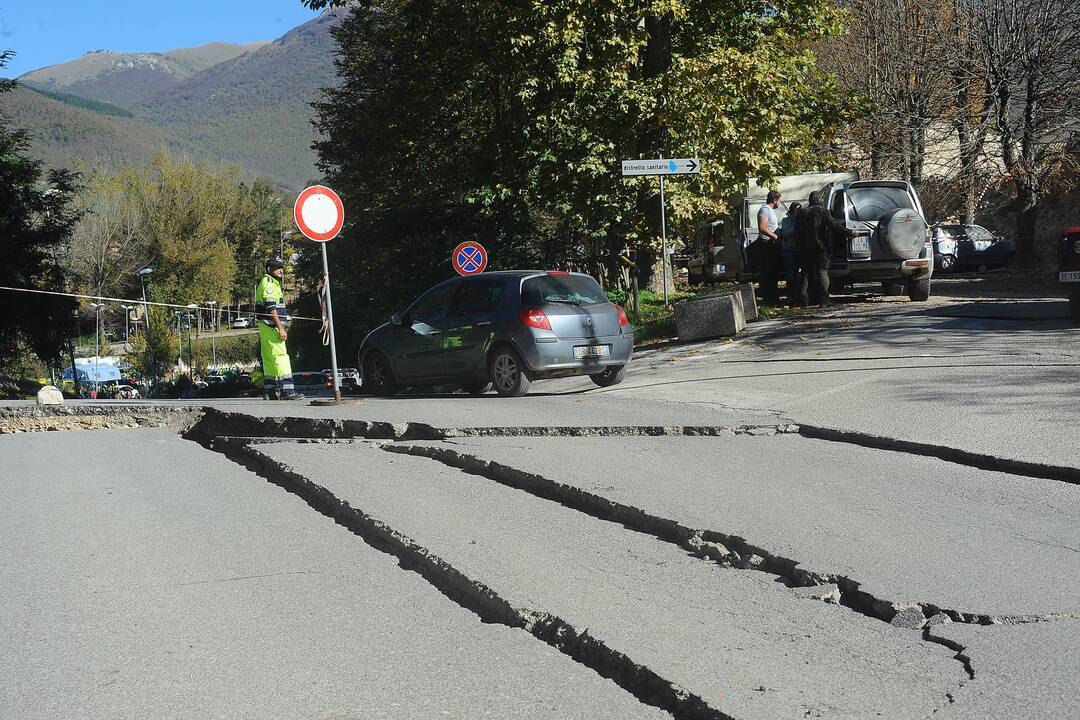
{"left": 175, "top": 311, "right": 183, "bottom": 373}
{"left": 185, "top": 303, "right": 198, "bottom": 382}
{"left": 121, "top": 305, "right": 133, "bottom": 347}
{"left": 136, "top": 267, "right": 154, "bottom": 391}
{"left": 88, "top": 302, "right": 102, "bottom": 397}
{"left": 206, "top": 301, "right": 218, "bottom": 371}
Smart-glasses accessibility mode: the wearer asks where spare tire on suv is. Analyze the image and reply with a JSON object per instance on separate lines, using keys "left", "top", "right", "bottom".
{"left": 878, "top": 208, "right": 926, "bottom": 259}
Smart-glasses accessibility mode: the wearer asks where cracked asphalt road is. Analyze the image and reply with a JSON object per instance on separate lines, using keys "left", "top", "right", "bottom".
{"left": 2, "top": 285, "right": 1077, "bottom": 718}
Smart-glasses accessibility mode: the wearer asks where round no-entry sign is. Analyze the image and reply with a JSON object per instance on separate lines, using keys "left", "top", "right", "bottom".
{"left": 294, "top": 185, "right": 344, "bottom": 242}
{"left": 452, "top": 241, "right": 488, "bottom": 276}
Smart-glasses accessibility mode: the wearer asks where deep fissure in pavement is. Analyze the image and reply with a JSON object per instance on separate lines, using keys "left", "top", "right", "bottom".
{"left": 183, "top": 430, "right": 732, "bottom": 720}
{"left": 383, "top": 442, "right": 1071, "bottom": 633}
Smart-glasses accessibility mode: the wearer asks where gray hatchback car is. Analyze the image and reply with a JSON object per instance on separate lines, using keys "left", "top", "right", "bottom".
{"left": 358, "top": 271, "right": 633, "bottom": 397}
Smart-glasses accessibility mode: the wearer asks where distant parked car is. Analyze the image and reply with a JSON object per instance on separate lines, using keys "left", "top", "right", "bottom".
{"left": 231, "top": 316, "right": 256, "bottom": 329}
{"left": 291, "top": 371, "right": 326, "bottom": 389}
{"left": 359, "top": 271, "right": 633, "bottom": 397}
{"left": 932, "top": 224, "right": 1015, "bottom": 272}
{"left": 1059, "top": 227, "right": 1080, "bottom": 323}
{"left": 323, "top": 367, "right": 362, "bottom": 394}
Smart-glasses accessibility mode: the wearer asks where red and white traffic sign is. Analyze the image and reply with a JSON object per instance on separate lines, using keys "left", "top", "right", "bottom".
{"left": 294, "top": 185, "right": 344, "bottom": 242}
{"left": 452, "top": 241, "right": 488, "bottom": 276}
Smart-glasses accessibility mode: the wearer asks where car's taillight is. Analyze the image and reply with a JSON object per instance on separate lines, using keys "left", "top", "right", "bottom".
{"left": 519, "top": 307, "right": 552, "bottom": 330}
{"left": 547, "top": 270, "right": 570, "bottom": 276}
{"left": 616, "top": 304, "right": 629, "bottom": 327}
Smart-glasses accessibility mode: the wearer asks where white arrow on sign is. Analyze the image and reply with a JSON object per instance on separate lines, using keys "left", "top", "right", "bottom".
{"left": 621, "top": 158, "right": 701, "bottom": 176}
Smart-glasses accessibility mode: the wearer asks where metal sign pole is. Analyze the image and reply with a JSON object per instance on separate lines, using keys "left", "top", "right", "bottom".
{"left": 320, "top": 243, "right": 342, "bottom": 402}
{"left": 659, "top": 166, "right": 670, "bottom": 307}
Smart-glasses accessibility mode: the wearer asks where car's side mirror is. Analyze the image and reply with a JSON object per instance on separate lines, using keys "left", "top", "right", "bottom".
{"left": 391, "top": 314, "right": 403, "bottom": 326}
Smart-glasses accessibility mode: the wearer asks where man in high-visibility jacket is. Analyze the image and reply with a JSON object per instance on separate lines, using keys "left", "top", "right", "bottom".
{"left": 257, "top": 254, "right": 303, "bottom": 400}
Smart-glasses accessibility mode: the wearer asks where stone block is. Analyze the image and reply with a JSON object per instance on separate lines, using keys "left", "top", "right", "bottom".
{"left": 793, "top": 583, "right": 842, "bottom": 604}
{"left": 736, "top": 282, "right": 759, "bottom": 321}
{"left": 674, "top": 294, "right": 746, "bottom": 342}
{"left": 36, "top": 385, "right": 64, "bottom": 406}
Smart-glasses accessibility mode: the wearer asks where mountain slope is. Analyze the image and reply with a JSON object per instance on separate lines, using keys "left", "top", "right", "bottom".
{"left": 7, "top": 11, "right": 346, "bottom": 189}
{"left": 19, "top": 42, "right": 268, "bottom": 109}
{"left": 0, "top": 86, "right": 189, "bottom": 173}
{"left": 134, "top": 11, "right": 343, "bottom": 188}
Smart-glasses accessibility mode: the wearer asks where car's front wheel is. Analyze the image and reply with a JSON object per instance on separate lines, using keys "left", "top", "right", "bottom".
{"left": 489, "top": 347, "right": 531, "bottom": 397}
{"left": 590, "top": 365, "right": 627, "bottom": 387}
{"left": 938, "top": 254, "right": 956, "bottom": 273}
{"left": 362, "top": 351, "right": 398, "bottom": 396}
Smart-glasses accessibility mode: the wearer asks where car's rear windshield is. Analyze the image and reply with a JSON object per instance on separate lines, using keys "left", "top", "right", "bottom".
{"left": 522, "top": 274, "right": 608, "bottom": 306}
{"left": 846, "top": 186, "right": 914, "bottom": 222}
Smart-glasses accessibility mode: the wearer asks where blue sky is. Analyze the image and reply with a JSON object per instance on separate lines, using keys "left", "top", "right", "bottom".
{"left": 0, "top": 1, "right": 320, "bottom": 78}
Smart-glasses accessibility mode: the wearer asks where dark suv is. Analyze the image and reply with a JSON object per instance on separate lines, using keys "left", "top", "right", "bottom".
{"left": 359, "top": 271, "right": 633, "bottom": 397}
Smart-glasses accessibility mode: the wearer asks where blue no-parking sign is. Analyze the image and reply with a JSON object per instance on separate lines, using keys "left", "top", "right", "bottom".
{"left": 452, "top": 241, "right": 488, "bottom": 276}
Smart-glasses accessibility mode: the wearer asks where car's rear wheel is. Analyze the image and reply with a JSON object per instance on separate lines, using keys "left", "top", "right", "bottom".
{"left": 362, "top": 351, "right": 397, "bottom": 396}
{"left": 938, "top": 254, "right": 956, "bottom": 273}
{"left": 590, "top": 365, "right": 626, "bottom": 387}
{"left": 1068, "top": 285, "right": 1080, "bottom": 324}
{"left": 490, "top": 347, "right": 531, "bottom": 397}
{"left": 461, "top": 382, "right": 492, "bottom": 396}
{"left": 907, "top": 277, "right": 931, "bottom": 302}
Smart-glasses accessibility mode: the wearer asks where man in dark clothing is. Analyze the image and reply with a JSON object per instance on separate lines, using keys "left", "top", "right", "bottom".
{"left": 795, "top": 191, "right": 853, "bottom": 306}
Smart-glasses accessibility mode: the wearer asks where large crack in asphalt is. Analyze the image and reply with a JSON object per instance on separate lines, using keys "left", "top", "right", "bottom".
{"left": 183, "top": 431, "right": 729, "bottom": 720}
{"left": 10, "top": 403, "right": 1079, "bottom": 699}
{"left": 7, "top": 407, "right": 1080, "bottom": 490}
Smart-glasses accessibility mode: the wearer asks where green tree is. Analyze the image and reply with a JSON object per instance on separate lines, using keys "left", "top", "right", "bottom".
{"left": 0, "top": 50, "right": 80, "bottom": 371}
{"left": 67, "top": 153, "right": 289, "bottom": 318}
{"left": 303, "top": 0, "right": 856, "bottom": 342}
{"left": 126, "top": 305, "right": 178, "bottom": 385}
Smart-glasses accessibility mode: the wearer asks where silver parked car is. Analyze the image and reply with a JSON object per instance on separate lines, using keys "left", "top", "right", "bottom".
{"left": 359, "top": 271, "right": 633, "bottom": 397}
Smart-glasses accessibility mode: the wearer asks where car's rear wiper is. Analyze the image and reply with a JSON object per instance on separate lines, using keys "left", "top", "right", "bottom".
{"left": 545, "top": 299, "right": 583, "bottom": 305}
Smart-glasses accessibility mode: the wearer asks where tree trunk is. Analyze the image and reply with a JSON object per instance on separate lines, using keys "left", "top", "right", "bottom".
{"left": 634, "top": 12, "right": 673, "bottom": 295}
{"left": 1014, "top": 180, "right": 1039, "bottom": 265}
{"left": 69, "top": 342, "right": 79, "bottom": 397}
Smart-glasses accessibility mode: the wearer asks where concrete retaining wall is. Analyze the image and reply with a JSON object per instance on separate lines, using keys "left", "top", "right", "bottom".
{"left": 673, "top": 289, "right": 749, "bottom": 342}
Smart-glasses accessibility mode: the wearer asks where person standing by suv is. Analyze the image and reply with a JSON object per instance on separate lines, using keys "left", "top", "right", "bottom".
{"left": 780, "top": 201, "right": 802, "bottom": 304}
{"left": 754, "top": 190, "right": 784, "bottom": 303}
{"left": 796, "top": 192, "right": 852, "bottom": 306}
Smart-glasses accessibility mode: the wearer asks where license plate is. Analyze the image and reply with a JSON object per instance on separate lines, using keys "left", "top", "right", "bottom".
{"left": 1060, "top": 271, "right": 1080, "bottom": 283}
{"left": 574, "top": 345, "right": 611, "bottom": 359}
{"left": 851, "top": 237, "right": 870, "bottom": 254}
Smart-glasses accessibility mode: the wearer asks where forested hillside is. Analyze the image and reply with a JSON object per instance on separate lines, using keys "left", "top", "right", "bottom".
{"left": 0, "top": 86, "right": 190, "bottom": 174}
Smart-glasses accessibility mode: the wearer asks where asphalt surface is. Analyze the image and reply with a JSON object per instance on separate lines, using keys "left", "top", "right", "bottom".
{"left": 399, "top": 434, "right": 1080, "bottom": 618}
{"left": 3, "top": 279, "right": 1077, "bottom": 719}
{"left": 252, "top": 439, "right": 964, "bottom": 720}
{"left": 0, "top": 430, "right": 666, "bottom": 720}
